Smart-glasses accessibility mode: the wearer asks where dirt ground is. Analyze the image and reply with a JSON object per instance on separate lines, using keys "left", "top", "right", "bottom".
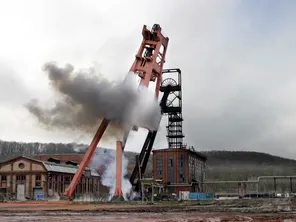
{"left": 0, "top": 200, "right": 296, "bottom": 221}
{"left": 0, "top": 211, "right": 295, "bottom": 222}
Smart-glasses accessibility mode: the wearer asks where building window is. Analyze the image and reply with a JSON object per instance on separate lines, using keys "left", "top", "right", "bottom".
{"left": 35, "top": 175, "right": 41, "bottom": 186}
{"left": 156, "top": 156, "right": 163, "bottom": 179}
{"left": 16, "top": 175, "right": 26, "bottom": 183}
{"left": 48, "top": 174, "right": 52, "bottom": 189}
{"left": 18, "top": 163, "right": 25, "bottom": 169}
{"left": 1, "top": 175, "right": 7, "bottom": 181}
{"left": 180, "top": 155, "right": 184, "bottom": 166}
{"left": 179, "top": 155, "right": 185, "bottom": 183}
{"left": 168, "top": 156, "right": 174, "bottom": 183}
{"left": 179, "top": 174, "right": 184, "bottom": 183}
{"left": 65, "top": 176, "right": 71, "bottom": 184}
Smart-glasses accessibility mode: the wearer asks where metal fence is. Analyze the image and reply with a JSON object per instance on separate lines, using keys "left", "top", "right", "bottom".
{"left": 72, "top": 193, "right": 111, "bottom": 202}
{"left": 0, "top": 191, "right": 114, "bottom": 203}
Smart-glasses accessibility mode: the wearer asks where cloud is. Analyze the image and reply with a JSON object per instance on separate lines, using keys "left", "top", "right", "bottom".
{"left": 0, "top": 61, "right": 31, "bottom": 105}
{"left": 181, "top": 0, "right": 296, "bottom": 158}
{"left": 0, "top": 0, "right": 296, "bottom": 159}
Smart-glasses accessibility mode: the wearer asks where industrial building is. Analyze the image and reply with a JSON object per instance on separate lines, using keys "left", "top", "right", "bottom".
{"left": 0, "top": 156, "right": 100, "bottom": 201}
{"left": 149, "top": 68, "right": 207, "bottom": 195}
{"left": 152, "top": 146, "right": 207, "bottom": 194}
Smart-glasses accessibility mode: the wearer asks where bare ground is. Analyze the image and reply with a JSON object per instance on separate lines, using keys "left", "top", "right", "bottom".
{"left": 0, "top": 199, "right": 296, "bottom": 221}
{"left": 0, "top": 212, "right": 295, "bottom": 222}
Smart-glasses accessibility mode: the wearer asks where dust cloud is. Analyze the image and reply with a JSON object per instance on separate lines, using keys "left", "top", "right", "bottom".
{"left": 25, "top": 62, "right": 161, "bottom": 141}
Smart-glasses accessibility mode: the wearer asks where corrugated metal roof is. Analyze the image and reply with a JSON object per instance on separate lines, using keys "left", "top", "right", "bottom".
{"left": 43, "top": 162, "right": 77, "bottom": 174}
{"left": 42, "top": 162, "right": 100, "bottom": 177}
{"left": 0, "top": 155, "right": 100, "bottom": 177}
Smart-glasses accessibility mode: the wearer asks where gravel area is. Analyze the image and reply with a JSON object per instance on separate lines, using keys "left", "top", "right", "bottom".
{"left": 0, "top": 212, "right": 295, "bottom": 222}
{"left": 0, "top": 199, "right": 296, "bottom": 221}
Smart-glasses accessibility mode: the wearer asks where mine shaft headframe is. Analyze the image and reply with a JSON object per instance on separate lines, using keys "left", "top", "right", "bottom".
{"left": 63, "top": 24, "right": 169, "bottom": 199}
{"left": 160, "top": 68, "right": 184, "bottom": 149}
{"left": 130, "top": 68, "right": 183, "bottom": 189}
{"left": 129, "top": 24, "right": 169, "bottom": 96}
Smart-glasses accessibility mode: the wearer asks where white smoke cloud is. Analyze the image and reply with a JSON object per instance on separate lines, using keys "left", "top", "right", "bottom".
{"left": 127, "top": 84, "right": 162, "bottom": 131}
{"left": 89, "top": 147, "right": 138, "bottom": 201}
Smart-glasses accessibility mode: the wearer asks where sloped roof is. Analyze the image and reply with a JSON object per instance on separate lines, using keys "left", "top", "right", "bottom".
{"left": 0, "top": 156, "right": 99, "bottom": 177}
{"left": 43, "top": 161, "right": 99, "bottom": 177}
{"left": 0, "top": 155, "right": 44, "bottom": 165}
{"left": 34, "top": 154, "right": 85, "bottom": 164}
{"left": 43, "top": 162, "right": 77, "bottom": 174}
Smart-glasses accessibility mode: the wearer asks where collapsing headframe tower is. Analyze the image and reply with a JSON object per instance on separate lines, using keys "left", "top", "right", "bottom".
{"left": 63, "top": 24, "right": 169, "bottom": 199}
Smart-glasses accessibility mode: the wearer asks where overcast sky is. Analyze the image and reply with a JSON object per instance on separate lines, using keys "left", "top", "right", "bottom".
{"left": 0, "top": 0, "right": 296, "bottom": 159}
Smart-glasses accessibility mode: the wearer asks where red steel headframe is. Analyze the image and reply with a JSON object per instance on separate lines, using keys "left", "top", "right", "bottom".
{"left": 64, "top": 24, "right": 169, "bottom": 198}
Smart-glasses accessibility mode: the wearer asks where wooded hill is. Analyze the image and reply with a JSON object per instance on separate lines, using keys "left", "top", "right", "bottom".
{"left": 0, "top": 140, "right": 295, "bottom": 181}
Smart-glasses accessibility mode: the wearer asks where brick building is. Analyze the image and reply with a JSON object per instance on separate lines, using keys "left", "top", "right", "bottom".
{"left": 152, "top": 147, "right": 207, "bottom": 193}
{"left": 33, "top": 153, "right": 109, "bottom": 193}
{"left": 0, "top": 156, "right": 100, "bottom": 200}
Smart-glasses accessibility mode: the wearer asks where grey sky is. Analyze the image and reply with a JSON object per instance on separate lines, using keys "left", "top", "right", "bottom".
{"left": 0, "top": 0, "right": 296, "bottom": 159}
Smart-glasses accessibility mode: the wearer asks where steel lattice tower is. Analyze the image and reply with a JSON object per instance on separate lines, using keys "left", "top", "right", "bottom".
{"left": 160, "top": 69, "right": 184, "bottom": 148}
